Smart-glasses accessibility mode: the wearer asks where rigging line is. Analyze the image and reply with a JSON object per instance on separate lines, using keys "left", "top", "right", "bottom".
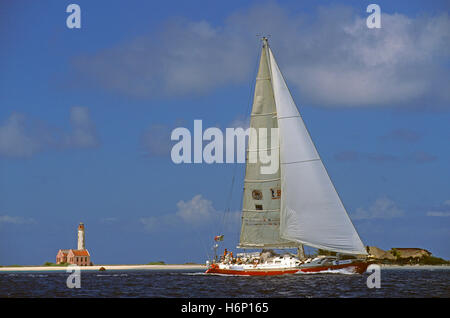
{"left": 219, "top": 163, "right": 237, "bottom": 235}
{"left": 218, "top": 40, "right": 261, "bottom": 245}
{"left": 281, "top": 158, "right": 321, "bottom": 165}
{"left": 236, "top": 40, "right": 262, "bottom": 245}
{"left": 191, "top": 222, "right": 211, "bottom": 262}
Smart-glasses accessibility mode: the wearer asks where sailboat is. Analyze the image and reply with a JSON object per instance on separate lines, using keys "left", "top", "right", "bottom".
{"left": 205, "top": 37, "right": 369, "bottom": 275}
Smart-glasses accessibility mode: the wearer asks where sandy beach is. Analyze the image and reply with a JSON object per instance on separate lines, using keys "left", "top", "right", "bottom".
{"left": 0, "top": 264, "right": 207, "bottom": 272}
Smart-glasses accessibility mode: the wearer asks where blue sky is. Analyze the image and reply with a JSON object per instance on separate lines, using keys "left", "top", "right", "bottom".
{"left": 0, "top": 0, "right": 449, "bottom": 265}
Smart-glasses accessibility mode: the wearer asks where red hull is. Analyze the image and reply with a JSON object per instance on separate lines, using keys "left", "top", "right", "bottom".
{"left": 205, "top": 267, "right": 300, "bottom": 276}
{"left": 298, "top": 261, "right": 369, "bottom": 274}
{"left": 205, "top": 262, "right": 369, "bottom": 276}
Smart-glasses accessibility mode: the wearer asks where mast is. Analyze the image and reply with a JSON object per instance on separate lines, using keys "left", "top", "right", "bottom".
{"left": 297, "top": 245, "right": 305, "bottom": 260}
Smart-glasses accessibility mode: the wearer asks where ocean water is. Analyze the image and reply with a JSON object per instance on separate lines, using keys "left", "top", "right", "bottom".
{"left": 0, "top": 268, "right": 449, "bottom": 298}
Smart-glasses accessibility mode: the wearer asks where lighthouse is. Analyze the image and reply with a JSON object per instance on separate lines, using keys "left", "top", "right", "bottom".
{"left": 56, "top": 222, "right": 91, "bottom": 266}
{"left": 77, "top": 222, "right": 85, "bottom": 250}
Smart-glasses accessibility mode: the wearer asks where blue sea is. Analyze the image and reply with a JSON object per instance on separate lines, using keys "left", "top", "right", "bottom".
{"left": 1, "top": 267, "right": 449, "bottom": 298}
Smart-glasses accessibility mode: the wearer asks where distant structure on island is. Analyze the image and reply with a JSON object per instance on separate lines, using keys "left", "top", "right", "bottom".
{"left": 367, "top": 246, "right": 432, "bottom": 260}
{"left": 56, "top": 222, "right": 92, "bottom": 266}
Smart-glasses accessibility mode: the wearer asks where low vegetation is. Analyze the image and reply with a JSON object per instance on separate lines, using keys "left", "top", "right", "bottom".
{"left": 147, "top": 261, "right": 166, "bottom": 265}
{"left": 390, "top": 248, "right": 401, "bottom": 259}
{"left": 383, "top": 256, "right": 450, "bottom": 266}
{"left": 0, "top": 265, "right": 22, "bottom": 267}
{"left": 317, "top": 248, "right": 449, "bottom": 265}
{"left": 43, "top": 262, "right": 69, "bottom": 266}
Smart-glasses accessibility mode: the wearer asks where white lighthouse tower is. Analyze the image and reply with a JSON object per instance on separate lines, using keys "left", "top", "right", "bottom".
{"left": 77, "top": 222, "right": 85, "bottom": 250}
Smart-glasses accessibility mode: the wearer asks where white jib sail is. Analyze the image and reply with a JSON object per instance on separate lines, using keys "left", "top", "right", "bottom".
{"left": 268, "top": 47, "right": 367, "bottom": 255}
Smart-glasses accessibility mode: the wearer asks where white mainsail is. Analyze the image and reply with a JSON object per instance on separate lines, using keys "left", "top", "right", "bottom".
{"left": 267, "top": 46, "right": 367, "bottom": 255}
{"left": 238, "top": 40, "right": 297, "bottom": 249}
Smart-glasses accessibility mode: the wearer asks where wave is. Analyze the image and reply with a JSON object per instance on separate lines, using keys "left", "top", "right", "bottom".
{"left": 296, "top": 267, "right": 358, "bottom": 275}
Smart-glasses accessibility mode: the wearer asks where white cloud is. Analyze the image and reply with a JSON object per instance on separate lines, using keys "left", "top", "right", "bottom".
{"left": 140, "top": 195, "right": 216, "bottom": 232}
{"left": 426, "top": 212, "right": 450, "bottom": 217}
{"left": 352, "top": 197, "right": 404, "bottom": 220}
{"left": 176, "top": 194, "right": 215, "bottom": 224}
{"left": 229, "top": 115, "right": 250, "bottom": 130}
{"left": 380, "top": 129, "right": 422, "bottom": 143}
{"left": 100, "top": 217, "right": 119, "bottom": 224}
{"left": 140, "top": 194, "right": 240, "bottom": 233}
{"left": 407, "top": 151, "right": 437, "bottom": 164}
{"left": 65, "top": 107, "right": 100, "bottom": 149}
{"left": 0, "top": 107, "right": 99, "bottom": 158}
{"left": 284, "top": 10, "right": 450, "bottom": 107}
{"left": 73, "top": 4, "right": 450, "bottom": 108}
{"left": 140, "top": 215, "right": 164, "bottom": 232}
{"left": 334, "top": 150, "right": 437, "bottom": 164}
{"left": 140, "top": 124, "right": 173, "bottom": 157}
{"left": 0, "top": 215, "right": 35, "bottom": 225}
{"left": 426, "top": 200, "right": 450, "bottom": 217}
{"left": 0, "top": 113, "right": 43, "bottom": 157}
{"left": 74, "top": 20, "right": 253, "bottom": 98}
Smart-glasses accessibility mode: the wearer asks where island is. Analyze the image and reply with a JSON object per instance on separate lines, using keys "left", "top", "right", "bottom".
{"left": 366, "top": 246, "right": 449, "bottom": 266}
